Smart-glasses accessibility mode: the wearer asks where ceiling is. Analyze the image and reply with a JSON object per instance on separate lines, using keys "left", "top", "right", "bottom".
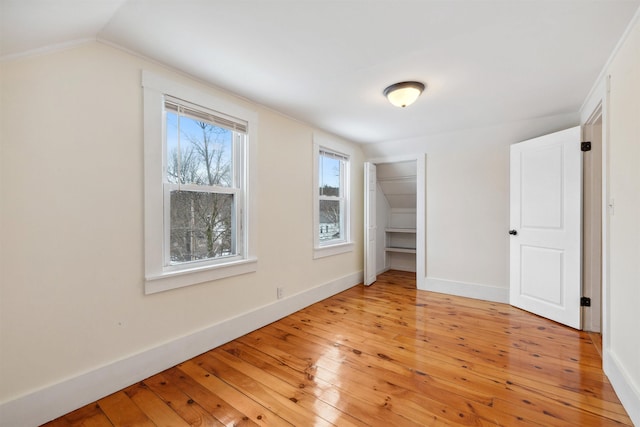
{"left": 2, "top": 0, "right": 639, "bottom": 144}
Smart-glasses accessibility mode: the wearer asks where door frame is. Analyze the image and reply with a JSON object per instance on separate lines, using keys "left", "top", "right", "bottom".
{"left": 582, "top": 103, "right": 603, "bottom": 332}
{"left": 364, "top": 154, "right": 426, "bottom": 289}
{"left": 580, "top": 79, "right": 611, "bottom": 349}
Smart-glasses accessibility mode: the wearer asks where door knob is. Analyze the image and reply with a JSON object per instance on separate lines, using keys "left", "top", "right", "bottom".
{"left": 509, "top": 229, "right": 518, "bottom": 236}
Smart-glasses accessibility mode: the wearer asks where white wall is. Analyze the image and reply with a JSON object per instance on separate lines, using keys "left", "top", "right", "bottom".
{"left": 582, "top": 13, "right": 640, "bottom": 425}
{"left": 0, "top": 42, "right": 364, "bottom": 423}
{"left": 362, "top": 114, "right": 578, "bottom": 302}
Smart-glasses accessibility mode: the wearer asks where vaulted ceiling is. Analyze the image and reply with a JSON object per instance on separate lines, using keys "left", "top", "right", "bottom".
{"left": 2, "top": 0, "right": 638, "bottom": 144}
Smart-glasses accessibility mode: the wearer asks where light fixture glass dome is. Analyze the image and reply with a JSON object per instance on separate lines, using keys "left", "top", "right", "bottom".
{"left": 383, "top": 81, "right": 425, "bottom": 108}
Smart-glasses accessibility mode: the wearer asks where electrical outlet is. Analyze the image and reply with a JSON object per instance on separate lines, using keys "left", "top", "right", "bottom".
{"left": 277, "top": 287, "right": 284, "bottom": 299}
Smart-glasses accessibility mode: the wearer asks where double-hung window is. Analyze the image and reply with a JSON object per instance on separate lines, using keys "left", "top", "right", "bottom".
{"left": 313, "top": 136, "right": 353, "bottom": 258}
{"left": 143, "top": 71, "right": 257, "bottom": 294}
{"left": 163, "top": 97, "right": 243, "bottom": 265}
{"left": 318, "top": 149, "right": 347, "bottom": 243}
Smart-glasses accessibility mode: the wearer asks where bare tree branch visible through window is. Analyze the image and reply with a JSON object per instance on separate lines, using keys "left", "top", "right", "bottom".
{"left": 167, "top": 115, "right": 235, "bottom": 262}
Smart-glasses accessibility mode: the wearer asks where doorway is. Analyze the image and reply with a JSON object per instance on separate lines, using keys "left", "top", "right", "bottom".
{"left": 376, "top": 160, "right": 418, "bottom": 274}
{"left": 583, "top": 105, "right": 603, "bottom": 333}
{"left": 364, "top": 156, "right": 425, "bottom": 288}
{"left": 508, "top": 121, "right": 603, "bottom": 332}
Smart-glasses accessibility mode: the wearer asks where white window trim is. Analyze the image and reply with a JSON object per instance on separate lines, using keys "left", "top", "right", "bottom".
{"left": 312, "top": 134, "right": 354, "bottom": 259}
{"left": 142, "top": 71, "right": 258, "bottom": 294}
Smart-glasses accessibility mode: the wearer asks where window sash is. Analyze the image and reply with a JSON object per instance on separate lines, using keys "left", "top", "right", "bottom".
{"left": 319, "top": 149, "right": 348, "bottom": 162}
{"left": 163, "top": 185, "right": 242, "bottom": 269}
{"left": 318, "top": 153, "right": 345, "bottom": 196}
{"left": 164, "top": 96, "right": 248, "bottom": 134}
{"left": 318, "top": 197, "right": 345, "bottom": 244}
{"left": 164, "top": 107, "right": 242, "bottom": 189}
{"left": 173, "top": 183, "right": 239, "bottom": 194}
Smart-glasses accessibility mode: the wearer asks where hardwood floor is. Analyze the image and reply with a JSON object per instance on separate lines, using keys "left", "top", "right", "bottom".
{"left": 42, "top": 270, "right": 632, "bottom": 426}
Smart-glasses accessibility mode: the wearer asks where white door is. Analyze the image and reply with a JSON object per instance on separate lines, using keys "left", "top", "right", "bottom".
{"left": 364, "top": 162, "right": 377, "bottom": 286}
{"left": 510, "top": 126, "right": 582, "bottom": 329}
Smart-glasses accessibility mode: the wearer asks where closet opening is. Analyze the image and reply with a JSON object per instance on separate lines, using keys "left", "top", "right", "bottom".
{"left": 364, "top": 155, "right": 425, "bottom": 288}
{"left": 377, "top": 160, "right": 417, "bottom": 274}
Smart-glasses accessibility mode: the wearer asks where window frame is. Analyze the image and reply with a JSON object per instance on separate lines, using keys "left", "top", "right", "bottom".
{"left": 312, "top": 135, "right": 354, "bottom": 259}
{"left": 143, "top": 71, "right": 257, "bottom": 294}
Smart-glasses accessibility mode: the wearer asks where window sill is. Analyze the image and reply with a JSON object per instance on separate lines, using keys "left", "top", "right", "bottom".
{"left": 313, "top": 242, "right": 354, "bottom": 259}
{"left": 145, "top": 257, "right": 258, "bottom": 294}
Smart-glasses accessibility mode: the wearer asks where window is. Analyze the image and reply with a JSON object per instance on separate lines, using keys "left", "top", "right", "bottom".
{"left": 318, "top": 149, "right": 347, "bottom": 243}
{"left": 313, "top": 137, "right": 353, "bottom": 258}
{"left": 143, "top": 72, "right": 257, "bottom": 294}
{"left": 164, "top": 98, "right": 243, "bottom": 265}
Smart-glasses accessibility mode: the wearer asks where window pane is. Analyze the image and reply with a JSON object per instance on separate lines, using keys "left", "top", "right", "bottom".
{"left": 166, "top": 111, "right": 234, "bottom": 187}
{"left": 319, "top": 155, "right": 341, "bottom": 196}
{"left": 319, "top": 199, "right": 342, "bottom": 242}
{"left": 169, "top": 191, "right": 235, "bottom": 263}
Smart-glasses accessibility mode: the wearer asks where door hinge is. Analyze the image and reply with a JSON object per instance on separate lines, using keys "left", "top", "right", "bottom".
{"left": 581, "top": 141, "right": 592, "bottom": 152}
{"left": 580, "top": 297, "right": 591, "bottom": 307}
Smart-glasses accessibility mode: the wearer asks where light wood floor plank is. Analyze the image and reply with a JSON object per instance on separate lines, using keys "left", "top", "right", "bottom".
{"left": 205, "top": 346, "right": 368, "bottom": 427}
{"left": 161, "top": 366, "right": 258, "bottom": 426}
{"left": 143, "top": 372, "right": 225, "bottom": 426}
{"left": 124, "top": 382, "right": 191, "bottom": 427}
{"left": 97, "top": 391, "right": 155, "bottom": 427}
{"left": 61, "top": 402, "right": 113, "bottom": 427}
{"left": 177, "top": 360, "right": 291, "bottom": 426}
{"left": 41, "top": 270, "right": 633, "bottom": 426}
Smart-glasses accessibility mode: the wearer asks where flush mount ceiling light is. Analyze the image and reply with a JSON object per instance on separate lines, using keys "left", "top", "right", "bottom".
{"left": 383, "top": 81, "right": 426, "bottom": 108}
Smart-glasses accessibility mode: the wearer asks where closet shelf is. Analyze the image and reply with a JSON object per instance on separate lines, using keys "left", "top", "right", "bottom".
{"left": 385, "top": 228, "right": 416, "bottom": 233}
{"left": 385, "top": 247, "right": 417, "bottom": 254}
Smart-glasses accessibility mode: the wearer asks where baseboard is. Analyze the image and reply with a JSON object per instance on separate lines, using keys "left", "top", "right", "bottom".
{"left": 603, "top": 349, "right": 640, "bottom": 426}
{"left": 376, "top": 266, "right": 390, "bottom": 275}
{"left": 419, "top": 276, "right": 509, "bottom": 303}
{"left": 0, "top": 271, "right": 363, "bottom": 427}
{"left": 388, "top": 265, "right": 416, "bottom": 273}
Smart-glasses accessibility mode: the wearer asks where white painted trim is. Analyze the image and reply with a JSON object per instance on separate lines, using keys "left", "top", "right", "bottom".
{"left": 145, "top": 258, "right": 258, "bottom": 294}
{"left": 365, "top": 154, "right": 422, "bottom": 165}
{"left": 312, "top": 133, "right": 356, "bottom": 259}
{"left": 581, "top": 80, "right": 605, "bottom": 125}
{"left": 603, "top": 350, "right": 640, "bottom": 426}
{"left": 0, "top": 271, "right": 363, "bottom": 427}
{"left": 0, "top": 38, "right": 96, "bottom": 62}
{"left": 377, "top": 266, "right": 391, "bottom": 275}
{"left": 313, "top": 242, "right": 355, "bottom": 259}
{"left": 141, "top": 70, "right": 259, "bottom": 294}
{"left": 364, "top": 153, "right": 426, "bottom": 289}
{"left": 420, "top": 277, "right": 509, "bottom": 304}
